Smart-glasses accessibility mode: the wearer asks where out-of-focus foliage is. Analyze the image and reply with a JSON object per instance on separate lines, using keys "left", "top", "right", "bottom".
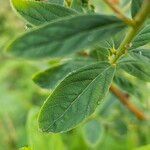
{"left": 0, "top": 0, "right": 150, "bottom": 150}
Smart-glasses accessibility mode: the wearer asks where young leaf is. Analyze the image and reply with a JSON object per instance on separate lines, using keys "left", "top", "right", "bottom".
{"left": 38, "top": 62, "right": 116, "bottom": 133}
{"left": 130, "top": 25, "right": 150, "bottom": 50}
{"left": 33, "top": 58, "right": 95, "bottom": 89}
{"left": 118, "top": 57, "right": 150, "bottom": 82}
{"left": 11, "top": 0, "right": 77, "bottom": 26}
{"left": 6, "top": 14, "right": 126, "bottom": 59}
{"left": 131, "top": 0, "right": 143, "bottom": 18}
{"left": 82, "top": 120, "right": 104, "bottom": 147}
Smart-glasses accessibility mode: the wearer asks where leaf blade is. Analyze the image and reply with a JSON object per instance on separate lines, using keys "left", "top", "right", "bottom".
{"left": 118, "top": 57, "right": 150, "bottom": 82}
{"left": 11, "top": 0, "right": 77, "bottom": 26}
{"left": 38, "top": 62, "right": 115, "bottom": 133}
{"left": 6, "top": 14, "right": 126, "bottom": 59}
{"left": 131, "top": 25, "right": 150, "bottom": 49}
{"left": 82, "top": 120, "right": 104, "bottom": 147}
{"left": 33, "top": 58, "right": 95, "bottom": 89}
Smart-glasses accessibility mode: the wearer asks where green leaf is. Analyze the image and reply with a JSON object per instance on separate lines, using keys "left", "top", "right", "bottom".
{"left": 131, "top": 25, "right": 150, "bottom": 49}
{"left": 131, "top": 0, "right": 143, "bottom": 18}
{"left": 6, "top": 14, "right": 125, "bottom": 59}
{"left": 48, "top": 0, "right": 64, "bottom": 5}
{"left": 11, "top": 0, "right": 77, "bottom": 26}
{"left": 82, "top": 120, "right": 104, "bottom": 147}
{"left": 118, "top": 57, "right": 150, "bottom": 82}
{"left": 27, "top": 107, "right": 65, "bottom": 150}
{"left": 33, "top": 58, "right": 95, "bottom": 89}
{"left": 129, "top": 49, "right": 150, "bottom": 63}
{"left": 38, "top": 62, "right": 115, "bottom": 133}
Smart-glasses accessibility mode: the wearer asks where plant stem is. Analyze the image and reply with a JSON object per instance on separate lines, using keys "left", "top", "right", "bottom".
{"left": 111, "top": 0, "right": 150, "bottom": 64}
{"left": 103, "top": 0, "right": 134, "bottom": 26}
{"left": 110, "top": 85, "right": 147, "bottom": 120}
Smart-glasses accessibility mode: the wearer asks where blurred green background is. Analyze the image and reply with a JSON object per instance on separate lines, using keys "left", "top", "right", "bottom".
{"left": 0, "top": 0, "right": 150, "bottom": 150}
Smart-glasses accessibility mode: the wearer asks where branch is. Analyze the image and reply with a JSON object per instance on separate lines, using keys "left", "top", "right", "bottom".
{"left": 103, "top": 0, "right": 134, "bottom": 26}
{"left": 111, "top": 0, "right": 150, "bottom": 63}
{"left": 110, "top": 84, "right": 147, "bottom": 120}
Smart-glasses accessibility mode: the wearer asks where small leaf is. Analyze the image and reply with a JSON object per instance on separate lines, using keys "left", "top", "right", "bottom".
{"left": 11, "top": 0, "right": 77, "bottom": 26}
{"left": 33, "top": 58, "right": 95, "bottom": 89}
{"left": 82, "top": 120, "right": 104, "bottom": 147}
{"left": 38, "top": 62, "right": 116, "bottom": 133}
{"left": 131, "top": 25, "right": 150, "bottom": 49}
{"left": 131, "top": 0, "right": 143, "bottom": 18}
{"left": 6, "top": 14, "right": 125, "bottom": 59}
{"left": 118, "top": 57, "right": 150, "bottom": 82}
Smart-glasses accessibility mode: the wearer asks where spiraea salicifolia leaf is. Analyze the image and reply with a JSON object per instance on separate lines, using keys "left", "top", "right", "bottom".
{"left": 118, "top": 56, "right": 150, "bottom": 82}
{"left": 130, "top": 25, "right": 150, "bottom": 50}
{"left": 11, "top": 0, "right": 77, "bottom": 26}
{"left": 38, "top": 62, "right": 115, "bottom": 133}
{"left": 33, "top": 58, "right": 95, "bottom": 89}
{"left": 6, "top": 14, "right": 126, "bottom": 59}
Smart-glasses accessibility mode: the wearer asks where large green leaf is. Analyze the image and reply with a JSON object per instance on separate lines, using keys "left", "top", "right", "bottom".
{"left": 82, "top": 120, "right": 104, "bottom": 147}
{"left": 131, "top": 0, "right": 143, "bottom": 18}
{"left": 130, "top": 25, "right": 150, "bottom": 49}
{"left": 38, "top": 62, "right": 115, "bottom": 133}
{"left": 6, "top": 14, "right": 125, "bottom": 59}
{"left": 118, "top": 56, "right": 150, "bottom": 82}
{"left": 33, "top": 58, "right": 95, "bottom": 89}
{"left": 11, "top": 0, "right": 77, "bottom": 26}
{"left": 27, "top": 107, "right": 65, "bottom": 150}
